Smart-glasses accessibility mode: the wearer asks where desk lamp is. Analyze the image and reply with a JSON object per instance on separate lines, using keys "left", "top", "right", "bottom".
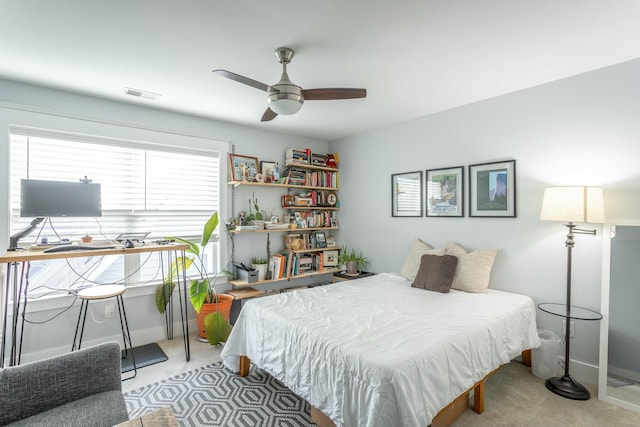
{"left": 540, "top": 186, "right": 604, "bottom": 400}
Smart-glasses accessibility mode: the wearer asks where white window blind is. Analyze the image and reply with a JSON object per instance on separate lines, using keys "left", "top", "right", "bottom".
{"left": 9, "top": 132, "right": 220, "bottom": 241}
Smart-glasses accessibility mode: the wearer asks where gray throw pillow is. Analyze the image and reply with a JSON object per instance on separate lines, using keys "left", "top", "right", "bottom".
{"left": 411, "top": 254, "right": 458, "bottom": 293}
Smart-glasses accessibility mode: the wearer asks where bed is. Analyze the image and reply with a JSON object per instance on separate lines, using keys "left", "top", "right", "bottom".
{"left": 221, "top": 272, "right": 539, "bottom": 427}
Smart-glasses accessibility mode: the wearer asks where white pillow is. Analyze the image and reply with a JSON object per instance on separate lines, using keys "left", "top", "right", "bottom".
{"left": 445, "top": 242, "right": 497, "bottom": 293}
{"left": 400, "top": 239, "right": 445, "bottom": 281}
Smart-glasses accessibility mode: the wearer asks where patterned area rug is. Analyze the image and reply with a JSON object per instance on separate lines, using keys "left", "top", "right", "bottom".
{"left": 124, "top": 363, "right": 314, "bottom": 426}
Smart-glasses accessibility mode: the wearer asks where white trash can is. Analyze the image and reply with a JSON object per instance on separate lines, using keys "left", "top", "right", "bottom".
{"left": 532, "top": 330, "right": 563, "bottom": 379}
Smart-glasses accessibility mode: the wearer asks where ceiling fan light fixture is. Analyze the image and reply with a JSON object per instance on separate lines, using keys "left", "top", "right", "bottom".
{"left": 268, "top": 92, "right": 304, "bottom": 115}
{"left": 213, "top": 46, "right": 366, "bottom": 121}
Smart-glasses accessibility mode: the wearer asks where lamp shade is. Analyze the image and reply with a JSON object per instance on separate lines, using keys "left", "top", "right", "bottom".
{"left": 540, "top": 186, "right": 604, "bottom": 223}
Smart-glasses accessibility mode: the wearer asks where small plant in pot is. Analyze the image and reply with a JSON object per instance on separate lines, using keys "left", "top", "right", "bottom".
{"left": 338, "top": 246, "right": 368, "bottom": 276}
{"left": 155, "top": 211, "right": 232, "bottom": 345}
{"left": 251, "top": 257, "right": 268, "bottom": 281}
{"left": 245, "top": 192, "right": 265, "bottom": 229}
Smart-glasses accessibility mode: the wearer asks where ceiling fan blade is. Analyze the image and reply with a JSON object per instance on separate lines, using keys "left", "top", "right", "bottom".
{"left": 212, "top": 69, "right": 271, "bottom": 92}
{"left": 261, "top": 108, "right": 278, "bottom": 122}
{"left": 302, "top": 88, "right": 367, "bottom": 100}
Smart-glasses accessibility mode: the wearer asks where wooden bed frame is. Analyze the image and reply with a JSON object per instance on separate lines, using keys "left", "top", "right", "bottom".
{"left": 238, "top": 349, "right": 532, "bottom": 427}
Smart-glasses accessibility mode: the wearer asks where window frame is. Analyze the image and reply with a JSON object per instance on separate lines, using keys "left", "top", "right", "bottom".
{"left": 4, "top": 120, "right": 230, "bottom": 297}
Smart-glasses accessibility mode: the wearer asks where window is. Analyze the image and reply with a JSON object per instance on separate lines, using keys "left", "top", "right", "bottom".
{"left": 9, "top": 129, "right": 224, "bottom": 296}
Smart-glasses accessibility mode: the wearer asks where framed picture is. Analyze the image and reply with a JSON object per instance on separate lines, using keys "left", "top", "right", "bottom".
{"left": 260, "top": 161, "right": 277, "bottom": 182}
{"left": 315, "top": 231, "right": 327, "bottom": 248}
{"left": 391, "top": 171, "right": 423, "bottom": 217}
{"left": 469, "top": 160, "right": 516, "bottom": 217}
{"left": 426, "top": 166, "right": 464, "bottom": 217}
{"left": 281, "top": 195, "right": 295, "bottom": 207}
{"left": 228, "top": 154, "right": 259, "bottom": 182}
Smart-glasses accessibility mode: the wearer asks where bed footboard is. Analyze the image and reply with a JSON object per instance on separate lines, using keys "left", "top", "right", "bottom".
{"left": 236, "top": 351, "right": 532, "bottom": 426}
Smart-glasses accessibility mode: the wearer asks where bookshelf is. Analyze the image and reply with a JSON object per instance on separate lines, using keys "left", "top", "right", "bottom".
{"left": 228, "top": 149, "right": 341, "bottom": 299}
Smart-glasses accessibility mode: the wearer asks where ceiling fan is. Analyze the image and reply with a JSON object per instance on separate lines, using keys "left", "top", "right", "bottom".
{"left": 212, "top": 47, "right": 367, "bottom": 122}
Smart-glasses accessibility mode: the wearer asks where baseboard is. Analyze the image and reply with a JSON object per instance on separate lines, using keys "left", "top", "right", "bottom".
{"left": 17, "top": 319, "right": 197, "bottom": 364}
{"left": 607, "top": 365, "right": 640, "bottom": 383}
{"left": 557, "top": 356, "right": 599, "bottom": 385}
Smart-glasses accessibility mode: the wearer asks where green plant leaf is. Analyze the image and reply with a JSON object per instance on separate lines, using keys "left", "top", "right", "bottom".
{"left": 190, "top": 278, "right": 210, "bottom": 313}
{"left": 204, "top": 312, "right": 232, "bottom": 345}
{"left": 201, "top": 211, "right": 219, "bottom": 247}
{"left": 165, "top": 256, "right": 194, "bottom": 282}
{"left": 154, "top": 281, "right": 175, "bottom": 314}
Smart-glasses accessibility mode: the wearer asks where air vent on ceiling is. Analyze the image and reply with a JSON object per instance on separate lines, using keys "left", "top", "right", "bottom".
{"left": 124, "top": 87, "right": 161, "bottom": 100}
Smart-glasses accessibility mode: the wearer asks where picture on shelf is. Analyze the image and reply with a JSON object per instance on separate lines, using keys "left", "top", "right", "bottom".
{"left": 229, "top": 154, "right": 259, "bottom": 182}
{"left": 323, "top": 249, "right": 339, "bottom": 266}
{"left": 281, "top": 195, "right": 295, "bottom": 207}
{"left": 260, "top": 161, "right": 277, "bottom": 183}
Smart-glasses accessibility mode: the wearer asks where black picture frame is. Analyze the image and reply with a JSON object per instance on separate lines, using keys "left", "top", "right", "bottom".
{"left": 260, "top": 161, "right": 277, "bottom": 182}
{"left": 469, "top": 160, "right": 516, "bottom": 218}
{"left": 391, "top": 171, "right": 423, "bottom": 217}
{"left": 426, "top": 166, "right": 464, "bottom": 217}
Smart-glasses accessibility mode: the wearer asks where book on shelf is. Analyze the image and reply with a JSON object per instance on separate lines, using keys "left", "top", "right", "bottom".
{"left": 285, "top": 148, "right": 310, "bottom": 165}
{"left": 311, "top": 153, "right": 327, "bottom": 167}
{"left": 281, "top": 167, "right": 338, "bottom": 188}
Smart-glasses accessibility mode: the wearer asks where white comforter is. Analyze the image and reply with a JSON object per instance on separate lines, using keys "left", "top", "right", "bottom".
{"left": 221, "top": 273, "right": 540, "bottom": 427}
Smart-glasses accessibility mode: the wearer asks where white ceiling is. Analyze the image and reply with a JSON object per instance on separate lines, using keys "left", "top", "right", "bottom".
{"left": 2, "top": 1, "right": 640, "bottom": 141}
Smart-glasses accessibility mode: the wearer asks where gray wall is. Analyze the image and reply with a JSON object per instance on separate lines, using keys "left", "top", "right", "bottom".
{"left": 330, "top": 58, "right": 640, "bottom": 374}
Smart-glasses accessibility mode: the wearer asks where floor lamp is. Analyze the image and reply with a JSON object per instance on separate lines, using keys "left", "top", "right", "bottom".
{"left": 540, "top": 186, "right": 605, "bottom": 400}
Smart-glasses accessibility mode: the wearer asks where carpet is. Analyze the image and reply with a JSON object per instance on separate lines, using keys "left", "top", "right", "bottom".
{"left": 452, "top": 361, "right": 640, "bottom": 427}
{"left": 124, "top": 360, "right": 640, "bottom": 427}
{"left": 124, "top": 363, "right": 313, "bottom": 427}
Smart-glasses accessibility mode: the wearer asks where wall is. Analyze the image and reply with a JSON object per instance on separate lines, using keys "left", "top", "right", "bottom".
{"left": 0, "top": 78, "right": 328, "bottom": 360}
{"left": 330, "top": 58, "right": 640, "bottom": 380}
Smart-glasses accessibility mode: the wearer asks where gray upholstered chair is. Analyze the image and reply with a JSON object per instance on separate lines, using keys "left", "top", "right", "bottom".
{"left": 0, "top": 341, "right": 129, "bottom": 426}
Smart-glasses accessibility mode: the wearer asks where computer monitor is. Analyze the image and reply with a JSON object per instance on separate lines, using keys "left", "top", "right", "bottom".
{"left": 20, "top": 179, "right": 102, "bottom": 217}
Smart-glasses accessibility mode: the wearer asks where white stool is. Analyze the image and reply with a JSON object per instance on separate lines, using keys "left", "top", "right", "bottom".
{"left": 72, "top": 284, "right": 136, "bottom": 379}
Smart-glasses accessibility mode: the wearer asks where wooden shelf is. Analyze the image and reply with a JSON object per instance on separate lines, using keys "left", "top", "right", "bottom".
{"left": 229, "top": 267, "right": 340, "bottom": 288}
{"left": 283, "top": 206, "right": 338, "bottom": 211}
{"left": 226, "top": 287, "right": 277, "bottom": 300}
{"left": 286, "top": 245, "right": 340, "bottom": 254}
{"left": 228, "top": 181, "right": 339, "bottom": 191}
{"left": 230, "top": 226, "right": 338, "bottom": 235}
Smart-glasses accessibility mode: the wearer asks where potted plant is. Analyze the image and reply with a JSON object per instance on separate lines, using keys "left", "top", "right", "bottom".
{"left": 155, "top": 211, "right": 232, "bottom": 345}
{"left": 251, "top": 257, "right": 268, "bottom": 281}
{"left": 338, "top": 246, "right": 368, "bottom": 276}
{"left": 245, "top": 192, "right": 265, "bottom": 229}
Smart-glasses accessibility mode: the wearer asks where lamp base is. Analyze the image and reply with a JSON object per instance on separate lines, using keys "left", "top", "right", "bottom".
{"left": 545, "top": 375, "right": 590, "bottom": 400}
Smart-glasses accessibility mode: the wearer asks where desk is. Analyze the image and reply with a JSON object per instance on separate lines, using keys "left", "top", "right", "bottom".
{"left": 1, "top": 243, "right": 190, "bottom": 368}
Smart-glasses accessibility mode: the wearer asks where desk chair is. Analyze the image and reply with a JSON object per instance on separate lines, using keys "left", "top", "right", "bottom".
{"left": 72, "top": 284, "right": 136, "bottom": 380}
